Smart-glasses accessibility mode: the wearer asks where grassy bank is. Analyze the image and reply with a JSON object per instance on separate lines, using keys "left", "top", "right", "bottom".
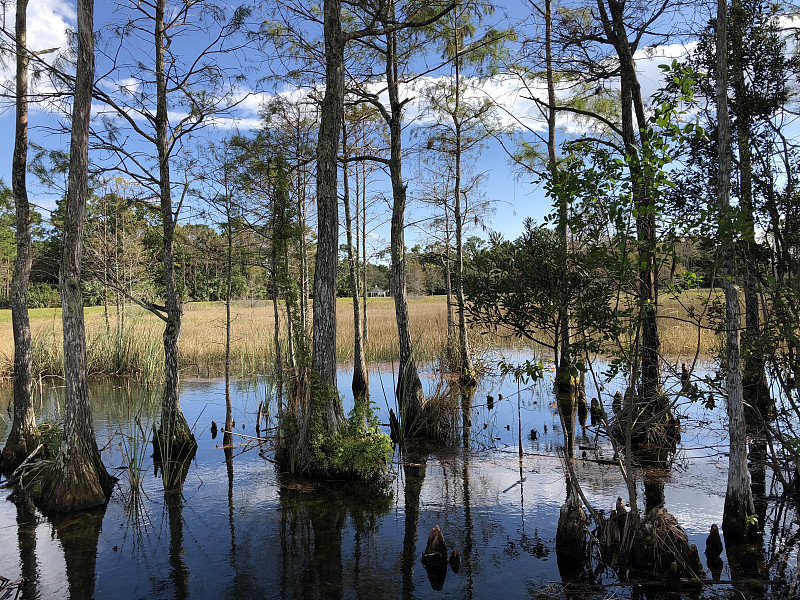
{"left": 0, "top": 297, "right": 519, "bottom": 380}
{"left": 0, "top": 293, "right": 718, "bottom": 381}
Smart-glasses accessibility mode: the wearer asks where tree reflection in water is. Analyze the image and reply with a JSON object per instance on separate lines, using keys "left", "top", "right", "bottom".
{"left": 278, "top": 479, "right": 393, "bottom": 599}
{"left": 157, "top": 446, "right": 195, "bottom": 600}
{"left": 50, "top": 504, "right": 107, "bottom": 600}
{"left": 13, "top": 496, "right": 38, "bottom": 600}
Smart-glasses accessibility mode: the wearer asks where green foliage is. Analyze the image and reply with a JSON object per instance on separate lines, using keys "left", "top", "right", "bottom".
{"left": 498, "top": 358, "right": 545, "bottom": 384}
{"left": 306, "top": 385, "right": 393, "bottom": 482}
{"left": 27, "top": 282, "right": 61, "bottom": 308}
{"left": 465, "top": 220, "right": 612, "bottom": 358}
{"left": 37, "top": 421, "right": 63, "bottom": 458}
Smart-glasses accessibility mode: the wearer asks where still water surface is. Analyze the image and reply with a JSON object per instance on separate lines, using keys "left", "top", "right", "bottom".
{"left": 0, "top": 358, "right": 793, "bottom": 599}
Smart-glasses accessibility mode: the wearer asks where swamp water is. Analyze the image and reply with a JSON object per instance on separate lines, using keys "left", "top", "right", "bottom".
{"left": 0, "top": 358, "right": 796, "bottom": 599}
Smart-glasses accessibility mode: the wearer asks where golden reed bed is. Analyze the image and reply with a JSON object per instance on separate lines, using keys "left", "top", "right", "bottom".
{"left": 0, "top": 293, "right": 717, "bottom": 381}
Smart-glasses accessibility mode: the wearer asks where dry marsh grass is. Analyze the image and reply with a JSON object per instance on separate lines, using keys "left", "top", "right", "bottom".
{"left": 0, "top": 293, "right": 720, "bottom": 380}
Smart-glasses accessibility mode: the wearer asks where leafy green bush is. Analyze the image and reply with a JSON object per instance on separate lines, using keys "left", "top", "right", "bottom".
{"left": 28, "top": 282, "right": 61, "bottom": 308}
{"left": 308, "top": 395, "right": 393, "bottom": 482}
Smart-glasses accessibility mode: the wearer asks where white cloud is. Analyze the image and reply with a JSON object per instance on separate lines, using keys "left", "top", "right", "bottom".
{"left": 0, "top": 0, "right": 75, "bottom": 115}
{"left": 26, "top": 0, "right": 75, "bottom": 54}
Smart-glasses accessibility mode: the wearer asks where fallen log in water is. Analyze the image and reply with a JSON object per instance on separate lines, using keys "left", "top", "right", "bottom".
{"left": 221, "top": 429, "right": 276, "bottom": 442}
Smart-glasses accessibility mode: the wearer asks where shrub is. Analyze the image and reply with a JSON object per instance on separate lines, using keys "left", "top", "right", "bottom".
{"left": 307, "top": 390, "right": 393, "bottom": 482}
{"left": 28, "top": 282, "right": 60, "bottom": 308}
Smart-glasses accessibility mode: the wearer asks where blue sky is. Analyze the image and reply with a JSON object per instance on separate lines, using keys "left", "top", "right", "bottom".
{"left": 0, "top": 0, "right": 708, "bottom": 249}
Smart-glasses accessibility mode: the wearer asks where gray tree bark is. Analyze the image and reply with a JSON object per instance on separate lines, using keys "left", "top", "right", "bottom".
{"left": 451, "top": 34, "right": 474, "bottom": 385}
{"left": 596, "top": 0, "right": 663, "bottom": 416}
{"left": 2, "top": 0, "right": 39, "bottom": 472}
{"left": 225, "top": 182, "right": 234, "bottom": 449}
{"left": 311, "top": 0, "right": 346, "bottom": 430}
{"left": 361, "top": 166, "right": 369, "bottom": 346}
{"left": 716, "top": 0, "right": 755, "bottom": 544}
{"left": 729, "top": 0, "right": 770, "bottom": 420}
{"left": 342, "top": 123, "right": 368, "bottom": 402}
{"left": 385, "top": 25, "right": 425, "bottom": 436}
{"left": 45, "top": 0, "right": 115, "bottom": 512}
{"left": 271, "top": 173, "right": 284, "bottom": 414}
{"left": 154, "top": 0, "right": 195, "bottom": 463}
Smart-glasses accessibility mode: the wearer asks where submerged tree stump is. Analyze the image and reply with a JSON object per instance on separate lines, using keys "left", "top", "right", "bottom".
{"left": 421, "top": 525, "right": 448, "bottom": 567}
{"left": 629, "top": 507, "right": 703, "bottom": 580}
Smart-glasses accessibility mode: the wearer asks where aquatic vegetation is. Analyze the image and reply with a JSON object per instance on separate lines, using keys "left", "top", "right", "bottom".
{"left": 306, "top": 390, "right": 393, "bottom": 482}
{"left": 117, "top": 390, "right": 157, "bottom": 493}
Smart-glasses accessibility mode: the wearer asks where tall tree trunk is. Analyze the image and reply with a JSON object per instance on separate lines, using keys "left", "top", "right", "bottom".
{"left": 730, "top": 0, "right": 770, "bottom": 422}
{"left": 2, "top": 0, "right": 39, "bottom": 472}
{"left": 102, "top": 192, "right": 110, "bottom": 334}
{"left": 45, "top": 0, "right": 115, "bottom": 512}
{"left": 154, "top": 0, "right": 194, "bottom": 464}
{"left": 342, "top": 124, "right": 368, "bottom": 402}
{"left": 599, "top": 0, "right": 663, "bottom": 416}
{"left": 296, "top": 122, "right": 310, "bottom": 335}
{"left": 452, "top": 40, "right": 474, "bottom": 385}
{"left": 548, "top": 0, "right": 583, "bottom": 550}
{"left": 716, "top": 0, "right": 755, "bottom": 543}
{"left": 443, "top": 201, "right": 455, "bottom": 356}
{"left": 361, "top": 162, "right": 369, "bottom": 345}
{"left": 386, "top": 26, "right": 425, "bottom": 437}
{"left": 272, "top": 223, "right": 284, "bottom": 412}
{"left": 285, "top": 244, "right": 297, "bottom": 378}
{"left": 548, "top": 0, "right": 573, "bottom": 397}
{"left": 311, "top": 0, "right": 345, "bottom": 432}
{"left": 225, "top": 193, "right": 233, "bottom": 448}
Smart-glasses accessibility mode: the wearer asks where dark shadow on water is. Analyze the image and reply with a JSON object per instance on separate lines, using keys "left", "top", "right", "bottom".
{"left": 278, "top": 478, "right": 393, "bottom": 600}
{"left": 461, "top": 386, "right": 476, "bottom": 600}
{"left": 401, "top": 443, "right": 427, "bottom": 599}
{"left": 157, "top": 447, "right": 195, "bottom": 600}
{"left": 725, "top": 537, "right": 767, "bottom": 600}
{"left": 50, "top": 504, "right": 107, "bottom": 600}
{"left": 13, "top": 495, "right": 38, "bottom": 600}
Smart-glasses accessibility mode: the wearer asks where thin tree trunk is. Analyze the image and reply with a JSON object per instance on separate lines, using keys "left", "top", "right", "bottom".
{"left": 730, "top": 1, "right": 770, "bottom": 420}
{"left": 155, "top": 0, "right": 194, "bottom": 463}
{"left": 3, "top": 0, "right": 38, "bottom": 472}
{"left": 716, "top": 0, "right": 755, "bottom": 543}
{"left": 452, "top": 37, "right": 474, "bottom": 384}
{"left": 599, "top": 0, "right": 662, "bottom": 414}
{"left": 361, "top": 160, "right": 369, "bottom": 345}
{"left": 296, "top": 122, "right": 309, "bottom": 335}
{"left": 442, "top": 199, "right": 454, "bottom": 354}
{"left": 45, "top": 0, "right": 115, "bottom": 511}
{"left": 547, "top": 0, "right": 583, "bottom": 552}
{"left": 444, "top": 248, "right": 454, "bottom": 354}
{"left": 224, "top": 192, "right": 233, "bottom": 449}
{"left": 285, "top": 245, "right": 297, "bottom": 376}
{"left": 386, "top": 25, "right": 425, "bottom": 437}
{"left": 272, "top": 231, "right": 284, "bottom": 413}
{"left": 548, "top": 0, "right": 573, "bottom": 396}
{"left": 102, "top": 192, "right": 110, "bottom": 334}
{"left": 342, "top": 124, "right": 368, "bottom": 402}
{"left": 311, "top": 0, "right": 345, "bottom": 431}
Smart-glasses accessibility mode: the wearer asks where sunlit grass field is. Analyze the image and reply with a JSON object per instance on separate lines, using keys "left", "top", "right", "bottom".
{"left": 0, "top": 292, "right": 719, "bottom": 380}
